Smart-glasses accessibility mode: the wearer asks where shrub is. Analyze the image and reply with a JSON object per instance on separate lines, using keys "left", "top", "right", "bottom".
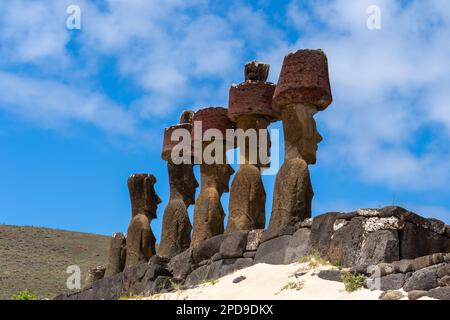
{"left": 342, "top": 272, "right": 366, "bottom": 292}
{"left": 281, "top": 280, "right": 304, "bottom": 291}
{"left": 11, "top": 289, "right": 38, "bottom": 300}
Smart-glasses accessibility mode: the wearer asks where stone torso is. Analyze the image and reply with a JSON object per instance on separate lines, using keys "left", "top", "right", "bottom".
{"left": 125, "top": 214, "right": 155, "bottom": 268}
{"left": 226, "top": 164, "right": 266, "bottom": 233}
{"left": 268, "top": 157, "right": 313, "bottom": 232}
{"left": 191, "top": 187, "right": 225, "bottom": 247}
{"left": 158, "top": 199, "right": 192, "bottom": 258}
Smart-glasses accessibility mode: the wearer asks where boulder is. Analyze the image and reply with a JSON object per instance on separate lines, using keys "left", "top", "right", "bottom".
{"left": 284, "top": 228, "right": 311, "bottom": 264}
{"left": 357, "top": 230, "right": 399, "bottom": 266}
{"left": 243, "top": 251, "right": 256, "bottom": 259}
{"left": 232, "top": 276, "right": 246, "bottom": 284}
{"left": 168, "top": 248, "right": 196, "bottom": 280}
{"left": 403, "top": 263, "right": 449, "bottom": 292}
{"left": 392, "top": 259, "right": 414, "bottom": 273}
{"left": 254, "top": 235, "right": 292, "bottom": 265}
{"left": 84, "top": 265, "right": 106, "bottom": 289}
{"left": 220, "top": 230, "right": 249, "bottom": 259}
{"left": 407, "top": 290, "right": 429, "bottom": 300}
{"left": 246, "top": 229, "right": 264, "bottom": 251}
{"left": 317, "top": 270, "right": 342, "bottom": 282}
{"left": 192, "top": 234, "right": 226, "bottom": 264}
{"left": 378, "top": 273, "right": 406, "bottom": 291}
{"left": 439, "top": 275, "right": 450, "bottom": 287}
{"left": 427, "top": 287, "right": 450, "bottom": 300}
{"left": 308, "top": 212, "right": 340, "bottom": 256}
{"left": 260, "top": 225, "right": 296, "bottom": 244}
{"left": 379, "top": 290, "right": 404, "bottom": 300}
{"left": 399, "top": 222, "right": 450, "bottom": 259}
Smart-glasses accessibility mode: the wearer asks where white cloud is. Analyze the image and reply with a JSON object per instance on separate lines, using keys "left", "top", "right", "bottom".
{"left": 0, "top": 71, "right": 136, "bottom": 135}
{"left": 284, "top": 0, "right": 450, "bottom": 191}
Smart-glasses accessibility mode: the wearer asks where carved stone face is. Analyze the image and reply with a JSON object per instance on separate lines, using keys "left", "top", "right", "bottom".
{"left": 128, "top": 174, "right": 161, "bottom": 219}
{"left": 183, "top": 164, "right": 199, "bottom": 205}
{"left": 282, "top": 104, "right": 323, "bottom": 164}
{"left": 218, "top": 164, "right": 235, "bottom": 194}
{"left": 300, "top": 109, "right": 323, "bottom": 164}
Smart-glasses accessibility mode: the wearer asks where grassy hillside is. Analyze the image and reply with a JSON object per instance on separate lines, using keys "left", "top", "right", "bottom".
{"left": 0, "top": 225, "right": 111, "bottom": 300}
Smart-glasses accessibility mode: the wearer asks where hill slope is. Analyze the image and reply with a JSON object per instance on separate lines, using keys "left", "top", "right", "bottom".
{"left": 0, "top": 225, "right": 110, "bottom": 300}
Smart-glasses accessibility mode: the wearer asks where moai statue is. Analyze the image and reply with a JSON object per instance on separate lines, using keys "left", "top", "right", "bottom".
{"left": 190, "top": 107, "right": 236, "bottom": 247}
{"left": 104, "top": 232, "right": 127, "bottom": 277}
{"left": 125, "top": 174, "right": 161, "bottom": 268}
{"left": 158, "top": 111, "right": 199, "bottom": 259}
{"left": 268, "top": 49, "right": 332, "bottom": 232}
{"left": 225, "top": 61, "right": 280, "bottom": 233}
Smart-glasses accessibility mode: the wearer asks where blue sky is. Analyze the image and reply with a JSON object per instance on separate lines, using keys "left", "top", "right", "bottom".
{"left": 0, "top": 0, "right": 449, "bottom": 239}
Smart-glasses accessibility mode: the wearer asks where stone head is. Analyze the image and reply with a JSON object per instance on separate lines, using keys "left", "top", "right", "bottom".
{"left": 218, "top": 163, "right": 235, "bottom": 194}
{"left": 168, "top": 161, "right": 199, "bottom": 206}
{"left": 283, "top": 104, "right": 323, "bottom": 164}
{"left": 128, "top": 174, "right": 161, "bottom": 219}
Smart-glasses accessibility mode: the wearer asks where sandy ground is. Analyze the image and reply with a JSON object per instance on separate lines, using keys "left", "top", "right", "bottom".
{"left": 142, "top": 262, "right": 389, "bottom": 300}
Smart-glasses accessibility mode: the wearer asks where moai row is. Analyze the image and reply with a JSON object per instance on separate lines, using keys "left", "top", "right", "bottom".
{"left": 268, "top": 49, "right": 332, "bottom": 231}
{"left": 190, "top": 107, "right": 236, "bottom": 247}
{"left": 158, "top": 111, "right": 199, "bottom": 259}
{"left": 225, "top": 61, "right": 280, "bottom": 233}
{"left": 125, "top": 174, "right": 161, "bottom": 268}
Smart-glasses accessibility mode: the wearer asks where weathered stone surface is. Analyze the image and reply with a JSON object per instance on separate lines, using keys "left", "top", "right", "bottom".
{"left": 317, "top": 270, "right": 342, "bottom": 282}
{"left": 233, "top": 275, "right": 246, "bottom": 284}
{"left": 212, "top": 252, "right": 222, "bottom": 261}
{"left": 399, "top": 222, "right": 450, "bottom": 259}
{"left": 254, "top": 235, "right": 292, "bottom": 265}
{"left": 362, "top": 217, "right": 405, "bottom": 232}
{"left": 217, "top": 258, "right": 253, "bottom": 278}
{"left": 226, "top": 165, "right": 266, "bottom": 233}
{"left": 243, "top": 251, "right": 256, "bottom": 259}
{"left": 379, "top": 290, "right": 404, "bottom": 300}
{"left": 358, "top": 230, "right": 399, "bottom": 266}
{"left": 268, "top": 158, "right": 313, "bottom": 232}
{"left": 427, "top": 287, "right": 450, "bottom": 300}
{"left": 411, "top": 253, "right": 446, "bottom": 271}
{"left": 403, "top": 263, "right": 449, "bottom": 292}
{"left": 104, "top": 232, "right": 126, "bottom": 277}
{"left": 325, "top": 216, "right": 365, "bottom": 267}
{"left": 159, "top": 161, "right": 197, "bottom": 259}
{"left": 308, "top": 212, "right": 339, "bottom": 256}
{"left": 228, "top": 82, "right": 278, "bottom": 120}
{"left": 191, "top": 161, "right": 234, "bottom": 247}
{"left": 284, "top": 228, "right": 311, "bottom": 264}
{"left": 360, "top": 206, "right": 447, "bottom": 235}
{"left": 378, "top": 273, "right": 406, "bottom": 291}
{"left": 246, "top": 229, "right": 264, "bottom": 251}
{"left": 245, "top": 61, "right": 270, "bottom": 82}
{"left": 92, "top": 272, "right": 124, "bottom": 300}
{"left": 185, "top": 258, "right": 253, "bottom": 286}
{"left": 192, "top": 234, "right": 226, "bottom": 265}
{"left": 261, "top": 225, "right": 296, "bottom": 244}
{"left": 220, "top": 230, "right": 249, "bottom": 259}
{"left": 439, "top": 275, "right": 450, "bottom": 287}
{"left": 408, "top": 290, "right": 429, "bottom": 300}
{"left": 273, "top": 49, "right": 332, "bottom": 111}
{"left": 126, "top": 174, "right": 161, "bottom": 268}
{"left": 168, "top": 248, "right": 195, "bottom": 280}
{"left": 85, "top": 265, "right": 106, "bottom": 289}
{"left": 296, "top": 218, "right": 313, "bottom": 229}
{"left": 392, "top": 259, "right": 414, "bottom": 273}
{"left": 161, "top": 123, "right": 193, "bottom": 161}
{"left": 192, "top": 107, "right": 236, "bottom": 144}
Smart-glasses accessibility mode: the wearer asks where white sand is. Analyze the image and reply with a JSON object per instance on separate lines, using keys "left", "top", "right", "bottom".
{"left": 143, "top": 262, "right": 387, "bottom": 300}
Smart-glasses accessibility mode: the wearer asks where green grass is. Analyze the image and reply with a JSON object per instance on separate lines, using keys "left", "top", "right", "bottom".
{"left": 342, "top": 272, "right": 366, "bottom": 292}
{"left": 298, "top": 249, "right": 329, "bottom": 268}
{"left": 199, "top": 278, "right": 218, "bottom": 286}
{"left": 0, "top": 225, "right": 110, "bottom": 300}
{"left": 11, "top": 289, "right": 39, "bottom": 300}
{"left": 281, "top": 280, "right": 304, "bottom": 291}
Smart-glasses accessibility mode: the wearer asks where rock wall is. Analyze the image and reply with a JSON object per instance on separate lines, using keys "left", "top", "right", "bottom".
{"left": 56, "top": 206, "right": 450, "bottom": 300}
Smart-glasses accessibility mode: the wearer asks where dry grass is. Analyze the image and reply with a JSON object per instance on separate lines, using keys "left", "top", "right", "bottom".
{"left": 0, "top": 225, "right": 110, "bottom": 300}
